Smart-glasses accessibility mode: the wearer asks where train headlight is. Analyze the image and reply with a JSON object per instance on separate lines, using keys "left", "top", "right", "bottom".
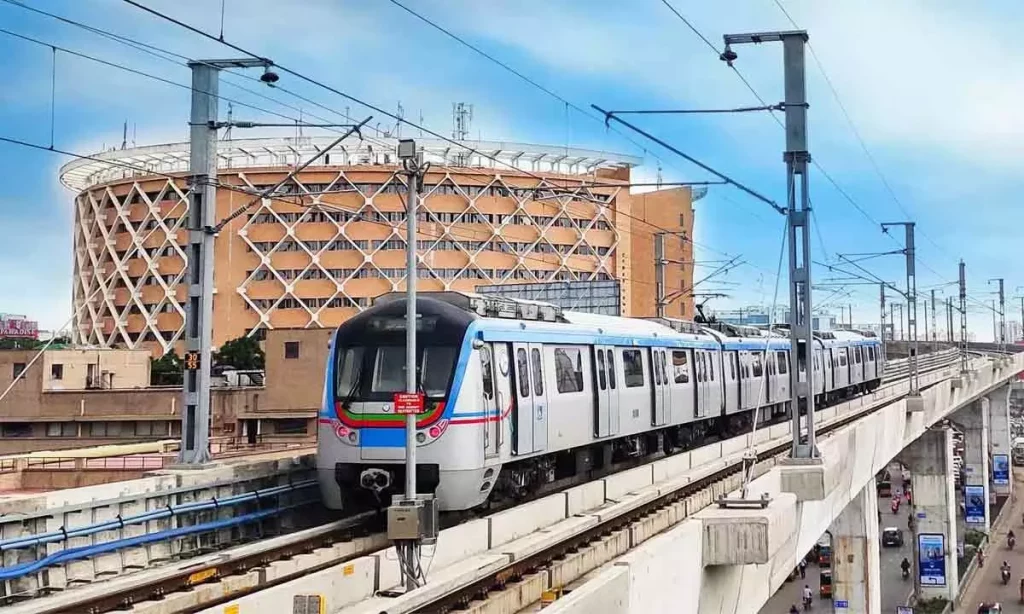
{"left": 348, "top": 431, "right": 358, "bottom": 443}
{"left": 428, "top": 426, "right": 441, "bottom": 438}
{"left": 416, "top": 432, "right": 426, "bottom": 444}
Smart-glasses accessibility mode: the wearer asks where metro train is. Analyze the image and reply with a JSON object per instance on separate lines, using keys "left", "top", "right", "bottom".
{"left": 317, "top": 291, "right": 884, "bottom": 512}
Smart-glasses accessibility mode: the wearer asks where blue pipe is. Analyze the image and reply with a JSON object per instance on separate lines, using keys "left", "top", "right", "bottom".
{"left": 0, "top": 503, "right": 309, "bottom": 581}
{"left": 0, "top": 479, "right": 316, "bottom": 552}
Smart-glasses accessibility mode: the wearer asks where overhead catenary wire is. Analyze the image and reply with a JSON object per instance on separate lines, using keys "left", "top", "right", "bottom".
{"left": 117, "top": 0, "right": 761, "bottom": 253}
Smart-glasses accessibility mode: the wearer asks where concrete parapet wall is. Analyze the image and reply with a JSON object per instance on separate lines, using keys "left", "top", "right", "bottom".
{"left": 1, "top": 450, "right": 315, "bottom": 598}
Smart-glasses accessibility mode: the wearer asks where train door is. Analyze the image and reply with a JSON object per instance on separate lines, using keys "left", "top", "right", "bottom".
{"left": 529, "top": 345, "right": 548, "bottom": 452}
{"left": 481, "top": 343, "right": 508, "bottom": 459}
{"left": 592, "top": 346, "right": 616, "bottom": 438}
{"left": 511, "top": 343, "right": 547, "bottom": 455}
{"left": 649, "top": 348, "right": 668, "bottom": 426}
{"left": 670, "top": 349, "right": 694, "bottom": 422}
{"left": 723, "top": 351, "right": 738, "bottom": 414}
{"left": 776, "top": 350, "right": 790, "bottom": 400}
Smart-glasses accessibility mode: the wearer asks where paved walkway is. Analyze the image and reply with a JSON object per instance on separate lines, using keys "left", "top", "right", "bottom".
{"left": 955, "top": 470, "right": 1024, "bottom": 613}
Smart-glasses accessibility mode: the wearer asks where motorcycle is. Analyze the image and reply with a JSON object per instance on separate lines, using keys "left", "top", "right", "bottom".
{"left": 803, "top": 596, "right": 813, "bottom": 611}
{"left": 1002, "top": 567, "right": 1011, "bottom": 585}
{"left": 1009, "top": 535, "right": 1016, "bottom": 550}
{"left": 902, "top": 567, "right": 910, "bottom": 581}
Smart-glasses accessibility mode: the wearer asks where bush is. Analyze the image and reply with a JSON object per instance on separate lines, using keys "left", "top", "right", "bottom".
{"left": 915, "top": 597, "right": 949, "bottom": 614}
{"left": 964, "top": 529, "right": 987, "bottom": 548}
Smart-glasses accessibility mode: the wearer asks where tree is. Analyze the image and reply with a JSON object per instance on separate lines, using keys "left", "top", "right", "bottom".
{"left": 150, "top": 350, "right": 183, "bottom": 385}
{"left": 213, "top": 336, "right": 265, "bottom": 370}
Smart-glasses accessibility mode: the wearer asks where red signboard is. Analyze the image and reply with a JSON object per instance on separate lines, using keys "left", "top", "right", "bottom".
{"left": 393, "top": 392, "right": 425, "bottom": 415}
{"left": 0, "top": 315, "right": 38, "bottom": 340}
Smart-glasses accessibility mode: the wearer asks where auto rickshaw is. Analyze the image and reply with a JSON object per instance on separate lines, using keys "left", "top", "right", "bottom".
{"left": 818, "top": 542, "right": 832, "bottom": 566}
{"left": 820, "top": 569, "right": 833, "bottom": 598}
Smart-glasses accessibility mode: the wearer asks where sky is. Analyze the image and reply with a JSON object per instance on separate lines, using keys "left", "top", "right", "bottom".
{"left": 2, "top": 0, "right": 1023, "bottom": 341}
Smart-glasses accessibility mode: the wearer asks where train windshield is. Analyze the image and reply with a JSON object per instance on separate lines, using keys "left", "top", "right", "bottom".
{"left": 336, "top": 345, "right": 458, "bottom": 401}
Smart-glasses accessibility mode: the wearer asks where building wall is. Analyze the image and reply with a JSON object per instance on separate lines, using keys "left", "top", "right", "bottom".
{"left": 71, "top": 160, "right": 631, "bottom": 355}
{"left": 40, "top": 348, "right": 151, "bottom": 391}
{"left": 626, "top": 187, "right": 695, "bottom": 319}
{"left": 261, "top": 328, "right": 332, "bottom": 416}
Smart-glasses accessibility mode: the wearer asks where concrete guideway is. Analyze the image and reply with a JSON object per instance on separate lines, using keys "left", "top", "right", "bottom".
{"left": 193, "top": 352, "right": 958, "bottom": 614}
{"left": 538, "top": 353, "right": 1023, "bottom": 614}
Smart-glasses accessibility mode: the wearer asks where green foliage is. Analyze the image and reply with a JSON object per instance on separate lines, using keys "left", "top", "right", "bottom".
{"left": 213, "top": 336, "right": 265, "bottom": 370}
{"left": 150, "top": 350, "right": 183, "bottom": 385}
{"left": 0, "top": 336, "right": 70, "bottom": 350}
{"left": 964, "top": 529, "right": 987, "bottom": 548}
{"left": 915, "top": 597, "right": 949, "bottom": 614}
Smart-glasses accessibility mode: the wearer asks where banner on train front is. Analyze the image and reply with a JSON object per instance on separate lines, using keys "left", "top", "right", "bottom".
{"left": 918, "top": 533, "right": 946, "bottom": 586}
{"left": 964, "top": 485, "right": 986, "bottom": 524}
{"left": 993, "top": 454, "right": 1010, "bottom": 486}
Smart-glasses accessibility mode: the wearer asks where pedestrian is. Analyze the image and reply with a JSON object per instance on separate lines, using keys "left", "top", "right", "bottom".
{"left": 799, "top": 559, "right": 807, "bottom": 579}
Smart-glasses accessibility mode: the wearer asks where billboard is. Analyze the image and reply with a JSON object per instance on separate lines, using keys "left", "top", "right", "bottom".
{"left": 0, "top": 314, "right": 38, "bottom": 340}
{"left": 993, "top": 454, "right": 1010, "bottom": 485}
{"left": 918, "top": 533, "right": 946, "bottom": 586}
{"left": 964, "top": 485, "right": 986, "bottom": 524}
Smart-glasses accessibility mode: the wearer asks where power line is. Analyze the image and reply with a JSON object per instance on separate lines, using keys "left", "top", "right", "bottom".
{"left": 116, "top": 0, "right": 741, "bottom": 261}
{"left": 771, "top": 0, "right": 958, "bottom": 265}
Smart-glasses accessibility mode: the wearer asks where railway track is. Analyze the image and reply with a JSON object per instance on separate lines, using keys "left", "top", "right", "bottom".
{"left": 7, "top": 350, "right": 963, "bottom": 614}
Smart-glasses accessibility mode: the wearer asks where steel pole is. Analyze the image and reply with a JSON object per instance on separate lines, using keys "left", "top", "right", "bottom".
{"left": 959, "top": 260, "right": 968, "bottom": 372}
{"left": 179, "top": 62, "right": 218, "bottom": 465}
{"left": 880, "top": 284, "right": 887, "bottom": 359}
{"left": 404, "top": 171, "right": 419, "bottom": 503}
{"left": 655, "top": 233, "right": 666, "bottom": 318}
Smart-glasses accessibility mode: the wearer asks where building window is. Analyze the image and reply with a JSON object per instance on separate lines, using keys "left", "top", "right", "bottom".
{"left": 51, "top": 363, "right": 64, "bottom": 380}
{"left": 1, "top": 423, "right": 32, "bottom": 438}
{"left": 88, "top": 422, "right": 108, "bottom": 437}
{"left": 12, "top": 363, "right": 26, "bottom": 380}
{"left": 274, "top": 418, "right": 308, "bottom": 435}
{"left": 284, "top": 341, "right": 300, "bottom": 359}
{"left": 46, "top": 422, "right": 77, "bottom": 437}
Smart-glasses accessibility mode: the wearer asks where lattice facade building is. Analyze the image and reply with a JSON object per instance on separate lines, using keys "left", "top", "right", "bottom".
{"left": 60, "top": 137, "right": 693, "bottom": 355}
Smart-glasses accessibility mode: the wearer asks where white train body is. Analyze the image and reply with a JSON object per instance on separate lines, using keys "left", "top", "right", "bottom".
{"left": 318, "top": 292, "right": 884, "bottom": 512}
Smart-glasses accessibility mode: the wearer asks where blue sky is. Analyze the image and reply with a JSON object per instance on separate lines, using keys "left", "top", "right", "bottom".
{"left": 2, "top": 0, "right": 1023, "bottom": 340}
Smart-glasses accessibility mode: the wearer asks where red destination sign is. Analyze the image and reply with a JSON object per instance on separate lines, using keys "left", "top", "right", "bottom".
{"left": 0, "top": 315, "right": 38, "bottom": 340}
{"left": 393, "top": 392, "right": 425, "bottom": 415}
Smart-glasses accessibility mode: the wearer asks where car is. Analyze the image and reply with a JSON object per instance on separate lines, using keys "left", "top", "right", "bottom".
{"left": 978, "top": 602, "right": 1001, "bottom": 614}
{"left": 882, "top": 527, "right": 904, "bottom": 547}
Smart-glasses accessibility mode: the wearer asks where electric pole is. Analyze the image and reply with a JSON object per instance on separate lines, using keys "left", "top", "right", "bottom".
{"left": 722, "top": 29, "right": 817, "bottom": 459}
{"left": 655, "top": 233, "right": 666, "bottom": 318}
{"left": 922, "top": 299, "right": 929, "bottom": 349}
{"left": 180, "top": 58, "right": 276, "bottom": 464}
{"left": 388, "top": 138, "right": 434, "bottom": 592}
{"left": 946, "top": 297, "right": 953, "bottom": 343}
{"left": 989, "top": 278, "right": 1005, "bottom": 351}
{"left": 880, "top": 284, "right": 887, "bottom": 359}
{"left": 959, "top": 260, "right": 968, "bottom": 372}
{"left": 881, "top": 222, "right": 919, "bottom": 396}
{"left": 930, "top": 289, "right": 937, "bottom": 342}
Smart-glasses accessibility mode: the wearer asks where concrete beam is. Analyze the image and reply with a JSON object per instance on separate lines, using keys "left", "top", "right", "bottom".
{"left": 832, "top": 481, "right": 881, "bottom": 613}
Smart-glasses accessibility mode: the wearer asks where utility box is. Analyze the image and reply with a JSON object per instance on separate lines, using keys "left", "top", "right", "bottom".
{"left": 387, "top": 494, "right": 439, "bottom": 544}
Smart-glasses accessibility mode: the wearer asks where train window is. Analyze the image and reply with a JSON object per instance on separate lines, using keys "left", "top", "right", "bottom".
{"left": 752, "top": 353, "right": 763, "bottom": 377}
{"left": 708, "top": 352, "right": 715, "bottom": 381}
{"left": 622, "top": 350, "right": 644, "bottom": 387}
{"left": 607, "top": 351, "right": 617, "bottom": 389}
{"left": 371, "top": 347, "right": 407, "bottom": 393}
{"left": 659, "top": 352, "right": 669, "bottom": 385}
{"left": 554, "top": 348, "right": 584, "bottom": 394}
{"left": 422, "top": 347, "right": 457, "bottom": 396}
{"left": 517, "top": 349, "right": 529, "bottom": 397}
{"left": 839, "top": 350, "right": 848, "bottom": 367}
{"left": 855, "top": 347, "right": 862, "bottom": 363}
{"left": 596, "top": 350, "right": 607, "bottom": 390}
{"left": 777, "top": 351, "right": 788, "bottom": 374}
{"left": 729, "top": 353, "right": 736, "bottom": 380}
{"left": 480, "top": 347, "right": 494, "bottom": 400}
{"left": 531, "top": 348, "right": 544, "bottom": 396}
{"left": 695, "top": 353, "right": 703, "bottom": 382}
{"left": 653, "top": 351, "right": 662, "bottom": 386}
{"left": 336, "top": 347, "right": 365, "bottom": 396}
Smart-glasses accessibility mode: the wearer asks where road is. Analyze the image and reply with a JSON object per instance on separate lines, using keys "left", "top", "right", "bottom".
{"left": 955, "top": 469, "right": 1024, "bottom": 613}
{"left": 759, "top": 472, "right": 913, "bottom": 613}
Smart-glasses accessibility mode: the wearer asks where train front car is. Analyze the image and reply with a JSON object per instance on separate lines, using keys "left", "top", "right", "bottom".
{"left": 318, "top": 293, "right": 486, "bottom": 513}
